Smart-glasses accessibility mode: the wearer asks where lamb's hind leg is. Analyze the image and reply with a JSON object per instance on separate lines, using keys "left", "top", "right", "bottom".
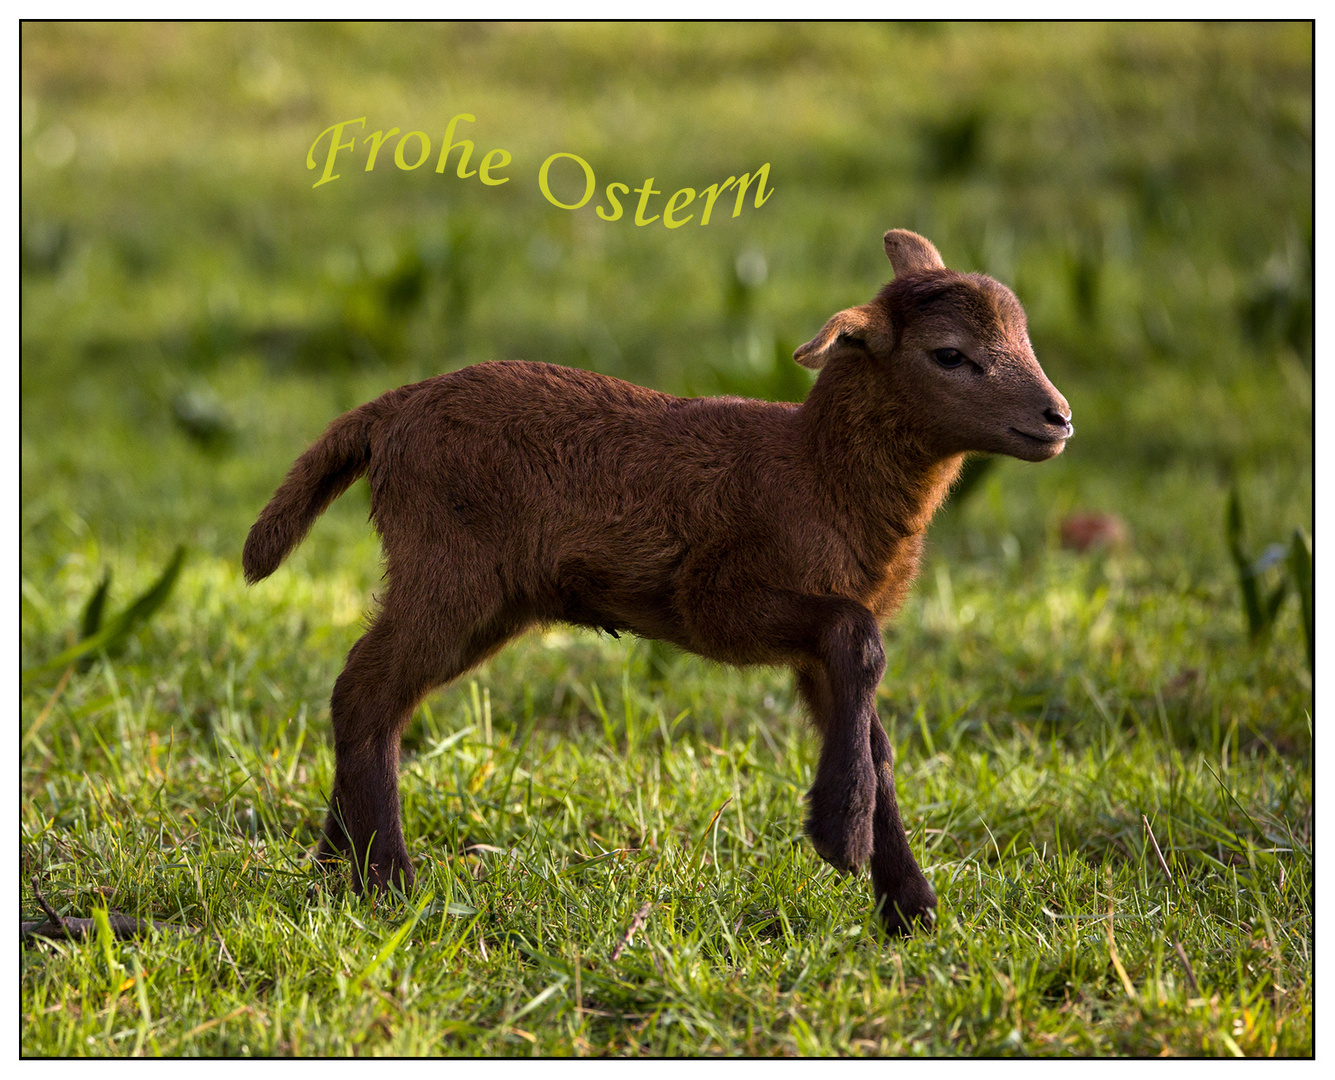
{"left": 317, "top": 600, "right": 514, "bottom": 895}
{"left": 315, "top": 613, "right": 425, "bottom": 894}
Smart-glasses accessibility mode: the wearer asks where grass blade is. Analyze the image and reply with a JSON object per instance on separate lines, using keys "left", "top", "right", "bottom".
{"left": 23, "top": 546, "right": 186, "bottom": 683}
{"left": 356, "top": 891, "right": 435, "bottom": 990}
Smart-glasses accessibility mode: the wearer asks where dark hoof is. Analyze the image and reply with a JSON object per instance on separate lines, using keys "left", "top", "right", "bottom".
{"left": 316, "top": 838, "right": 414, "bottom": 896}
{"left": 876, "top": 879, "right": 937, "bottom": 936}
{"left": 356, "top": 849, "right": 415, "bottom": 896}
{"left": 805, "top": 809, "right": 874, "bottom": 872}
{"left": 805, "top": 761, "right": 876, "bottom": 872}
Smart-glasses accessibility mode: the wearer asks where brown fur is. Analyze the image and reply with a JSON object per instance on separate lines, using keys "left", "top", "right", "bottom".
{"left": 243, "top": 229, "right": 1072, "bottom": 936}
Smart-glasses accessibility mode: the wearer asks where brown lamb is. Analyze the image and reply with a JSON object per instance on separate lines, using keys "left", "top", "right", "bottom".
{"left": 243, "top": 228, "right": 1072, "bottom": 935}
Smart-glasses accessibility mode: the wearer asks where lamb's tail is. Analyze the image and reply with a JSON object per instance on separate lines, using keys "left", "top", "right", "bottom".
{"left": 242, "top": 399, "right": 384, "bottom": 584}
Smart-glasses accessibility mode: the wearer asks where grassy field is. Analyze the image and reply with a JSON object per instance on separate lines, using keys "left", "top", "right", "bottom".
{"left": 20, "top": 23, "right": 1312, "bottom": 1056}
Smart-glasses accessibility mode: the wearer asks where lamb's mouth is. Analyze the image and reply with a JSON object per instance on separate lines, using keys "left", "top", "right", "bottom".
{"left": 1010, "top": 427, "right": 1071, "bottom": 445}
{"left": 1007, "top": 426, "right": 1070, "bottom": 459}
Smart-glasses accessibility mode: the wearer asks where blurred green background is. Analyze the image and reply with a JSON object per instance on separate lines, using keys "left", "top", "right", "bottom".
{"left": 22, "top": 20, "right": 1311, "bottom": 709}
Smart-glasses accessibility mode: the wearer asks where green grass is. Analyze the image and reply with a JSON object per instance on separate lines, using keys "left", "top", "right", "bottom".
{"left": 19, "top": 557, "right": 1313, "bottom": 1056}
{"left": 21, "top": 23, "right": 1311, "bottom": 1057}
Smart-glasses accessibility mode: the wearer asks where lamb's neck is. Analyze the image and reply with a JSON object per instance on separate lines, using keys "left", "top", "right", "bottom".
{"left": 799, "top": 369, "right": 964, "bottom": 566}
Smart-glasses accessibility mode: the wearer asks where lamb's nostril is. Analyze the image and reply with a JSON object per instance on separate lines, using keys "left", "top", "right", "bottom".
{"left": 1044, "top": 407, "right": 1071, "bottom": 430}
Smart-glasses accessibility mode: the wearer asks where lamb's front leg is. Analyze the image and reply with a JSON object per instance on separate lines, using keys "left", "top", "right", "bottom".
{"left": 868, "top": 718, "right": 936, "bottom": 935}
{"left": 680, "top": 581, "right": 882, "bottom": 875}
{"left": 794, "top": 602, "right": 884, "bottom": 873}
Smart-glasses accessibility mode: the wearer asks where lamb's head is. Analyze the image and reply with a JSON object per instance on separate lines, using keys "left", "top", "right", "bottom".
{"left": 794, "top": 229, "right": 1073, "bottom": 464}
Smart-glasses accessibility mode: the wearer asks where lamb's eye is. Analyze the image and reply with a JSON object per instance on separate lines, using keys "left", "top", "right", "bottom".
{"left": 933, "top": 348, "right": 966, "bottom": 368}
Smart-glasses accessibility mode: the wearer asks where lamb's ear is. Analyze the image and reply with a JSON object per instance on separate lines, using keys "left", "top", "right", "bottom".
{"left": 793, "top": 307, "right": 871, "bottom": 370}
{"left": 883, "top": 229, "right": 945, "bottom": 278}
